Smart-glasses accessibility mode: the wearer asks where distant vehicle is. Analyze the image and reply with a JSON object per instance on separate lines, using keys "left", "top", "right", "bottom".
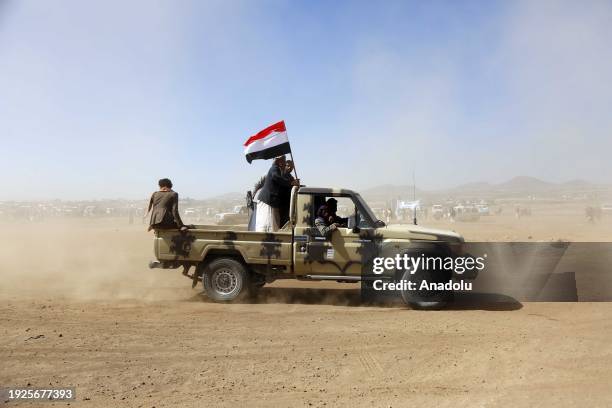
{"left": 215, "top": 205, "right": 249, "bottom": 225}
{"left": 232, "top": 205, "right": 246, "bottom": 214}
{"left": 184, "top": 208, "right": 197, "bottom": 216}
{"left": 453, "top": 205, "right": 480, "bottom": 222}
{"left": 63, "top": 206, "right": 80, "bottom": 215}
{"left": 431, "top": 205, "right": 444, "bottom": 220}
{"left": 601, "top": 204, "right": 612, "bottom": 215}
{"left": 83, "top": 205, "right": 97, "bottom": 217}
{"left": 476, "top": 204, "right": 490, "bottom": 216}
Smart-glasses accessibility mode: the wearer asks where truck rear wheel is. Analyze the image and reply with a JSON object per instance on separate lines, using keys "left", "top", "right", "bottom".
{"left": 202, "top": 258, "right": 251, "bottom": 302}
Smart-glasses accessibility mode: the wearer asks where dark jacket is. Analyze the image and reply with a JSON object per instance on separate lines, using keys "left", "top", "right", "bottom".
{"left": 278, "top": 173, "right": 294, "bottom": 227}
{"left": 258, "top": 164, "right": 293, "bottom": 208}
{"left": 148, "top": 190, "right": 184, "bottom": 229}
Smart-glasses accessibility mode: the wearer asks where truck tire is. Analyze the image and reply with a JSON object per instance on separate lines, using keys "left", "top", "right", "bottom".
{"left": 397, "top": 250, "right": 453, "bottom": 310}
{"left": 202, "top": 258, "right": 251, "bottom": 302}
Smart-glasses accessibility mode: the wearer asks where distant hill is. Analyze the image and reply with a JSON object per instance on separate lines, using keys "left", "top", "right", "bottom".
{"left": 201, "top": 191, "right": 245, "bottom": 202}
{"left": 448, "top": 181, "right": 493, "bottom": 193}
{"left": 496, "top": 176, "right": 555, "bottom": 192}
{"left": 560, "top": 179, "right": 592, "bottom": 189}
{"left": 359, "top": 176, "right": 609, "bottom": 201}
{"left": 360, "top": 184, "right": 424, "bottom": 201}
{"left": 445, "top": 176, "right": 604, "bottom": 194}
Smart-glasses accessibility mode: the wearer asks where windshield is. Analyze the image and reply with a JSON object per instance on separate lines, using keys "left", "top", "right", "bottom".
{"left": 353, "top": 193, "right": 379, "bottom": 227}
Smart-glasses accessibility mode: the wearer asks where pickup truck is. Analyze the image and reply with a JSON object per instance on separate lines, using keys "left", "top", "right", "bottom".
{"left": 150, "top": 186, "right": 471, "bottom": 309}
{"left": 214, "top": 205, "right": 249, "bottom": 225}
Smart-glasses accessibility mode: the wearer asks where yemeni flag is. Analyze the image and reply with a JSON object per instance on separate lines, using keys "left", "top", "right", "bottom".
{"left": 244, "top": 120, "right": 291, "bottom": 163}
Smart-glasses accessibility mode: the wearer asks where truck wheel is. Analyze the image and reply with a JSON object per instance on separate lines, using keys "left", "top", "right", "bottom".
{"left": 202, "top": 258, "right": 251, "bottom": 302}
{"left": 398, "top": 254, "right": 453, "bottom": 310}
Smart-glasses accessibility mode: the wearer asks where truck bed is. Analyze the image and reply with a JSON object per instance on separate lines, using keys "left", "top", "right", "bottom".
{"left": 154, "top": 225, "right": 293, "bottom": 266}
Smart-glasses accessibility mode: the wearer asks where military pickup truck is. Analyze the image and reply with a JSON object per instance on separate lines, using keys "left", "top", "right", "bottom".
{"left": 150, "top": 186, "right": 472, "bottom": 309}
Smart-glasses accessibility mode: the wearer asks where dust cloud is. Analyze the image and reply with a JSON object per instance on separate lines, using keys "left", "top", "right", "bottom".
{"left": 0, "top": 219, "right": 191, "bottom": 302}
{"left": 1, "top": 201, "right": 610, "bottom": 304}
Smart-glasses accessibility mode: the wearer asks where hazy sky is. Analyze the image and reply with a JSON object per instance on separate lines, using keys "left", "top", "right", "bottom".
{"left": 1, "top": 0, "right": 611, "bottom": 200}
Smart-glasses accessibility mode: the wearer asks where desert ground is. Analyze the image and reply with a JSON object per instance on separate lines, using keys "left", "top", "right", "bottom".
{"left": 1, "top": 206, "right": 612, "bottom": 407}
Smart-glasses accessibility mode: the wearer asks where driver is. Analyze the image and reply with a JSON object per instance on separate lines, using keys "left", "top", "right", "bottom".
{"left": 314, "top": 198, "right": 348, "bottom": 237}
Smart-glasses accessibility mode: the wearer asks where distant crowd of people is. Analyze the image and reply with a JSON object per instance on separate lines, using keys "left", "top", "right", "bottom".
{"left": 141, "top": 174, "right": 612, "bottom": 233}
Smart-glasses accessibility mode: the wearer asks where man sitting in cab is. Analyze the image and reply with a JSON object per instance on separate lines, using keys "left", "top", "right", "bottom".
{"left": 314, "top": 198, "right": 348, "bottom": 238}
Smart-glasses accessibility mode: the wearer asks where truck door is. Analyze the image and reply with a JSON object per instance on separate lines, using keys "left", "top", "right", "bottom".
{"left": 292, "top": 189, "right": 312, "bottom": 276}
{"left": 304, "top": 195, "right": 372, "bottom": 277}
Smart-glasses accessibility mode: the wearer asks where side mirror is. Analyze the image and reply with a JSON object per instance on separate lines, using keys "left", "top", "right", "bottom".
{"left": 347, "top": 214, "right": 356, "bottom": 229}
{"left": 348, "top": 213, "right": 361, "bottom": 234}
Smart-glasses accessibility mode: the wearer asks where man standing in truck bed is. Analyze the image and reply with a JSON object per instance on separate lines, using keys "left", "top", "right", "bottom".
{"left": 278, "top": 159, "right": 295, "bottom": 228}
{"left": 256, "top": 156, "right": 299, "bottom": 232}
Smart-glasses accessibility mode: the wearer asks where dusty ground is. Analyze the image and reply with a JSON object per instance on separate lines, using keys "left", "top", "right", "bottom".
{"left": 1, "top": 210, "right": 611, "bottom": 406}
{"left": 3, "top": 299, "right": 612, "bottom": 407}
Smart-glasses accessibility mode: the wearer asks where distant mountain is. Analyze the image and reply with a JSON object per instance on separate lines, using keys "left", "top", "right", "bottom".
{"left": 448, "top": 181, "right": 493, "bottom": 193}
{"left": 361, "top": 184, "right": 424, "bottom": 201}
{"left": 359, "top": 176, "right": 608, "bottom": 201}
{"left": 560, "top": 179, "right": 591, "bottom": 189}
{"left": 202, "top": 191, "right": 245, "bottom": 202}
{"left": 443, "top": 176, "right": 604, "bottom": 194}
{"left": 496, "top": 176, "right": 555, "bottom": 192}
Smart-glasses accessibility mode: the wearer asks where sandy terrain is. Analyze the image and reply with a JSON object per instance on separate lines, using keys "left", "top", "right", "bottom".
{"left": 1, "top": 210, "right": 611, "bottom": 406}
{"left": 3, "top": 299, "right": 612, "bottom": 407}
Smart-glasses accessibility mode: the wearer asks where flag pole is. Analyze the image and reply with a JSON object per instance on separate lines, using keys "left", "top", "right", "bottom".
{"left": 289, "top": 151, "right": 299, "bottom": 183}
{"left": 286, "top": 128, "right": 299, "bottom": 182}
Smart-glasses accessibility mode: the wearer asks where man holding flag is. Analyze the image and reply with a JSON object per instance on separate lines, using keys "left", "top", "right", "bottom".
{"left": 244, "top": 121, "right": 300, "bottom": 232}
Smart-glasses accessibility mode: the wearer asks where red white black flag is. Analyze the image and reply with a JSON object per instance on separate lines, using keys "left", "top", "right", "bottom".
{"left": 244, "top": 120, "right": 291, "bottom": 163}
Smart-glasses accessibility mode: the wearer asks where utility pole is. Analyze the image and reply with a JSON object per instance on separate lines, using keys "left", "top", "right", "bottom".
{"left": 413, "top": 169, "right": 417, "bottom": 225}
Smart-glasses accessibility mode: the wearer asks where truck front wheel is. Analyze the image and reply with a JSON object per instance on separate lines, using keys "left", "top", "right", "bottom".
{"left": 398, "top": 251, "right": 453, "bottom": 310}
{"left": 202, "top": 258, "right": 251, "bottom": 302}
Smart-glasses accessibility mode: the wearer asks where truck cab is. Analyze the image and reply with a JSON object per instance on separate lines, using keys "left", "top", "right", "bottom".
{"left": 291, "top": 187, "right": 386, "bottom": 278}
